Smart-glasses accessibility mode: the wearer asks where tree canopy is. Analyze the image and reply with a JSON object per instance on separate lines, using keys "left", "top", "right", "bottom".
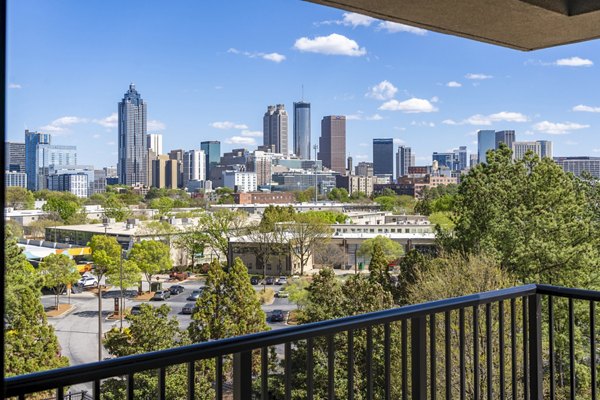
{"left": 128, "top": 240, "right": 171, "bottom": 289}
{"left": 5, "top": 187, "right": 35, "bottom": 209}
{"left": 39, "top": 253, "right": 80, "bottom": 309}
{"left": 357, "top": 235, "right": 404, "bottom": 264}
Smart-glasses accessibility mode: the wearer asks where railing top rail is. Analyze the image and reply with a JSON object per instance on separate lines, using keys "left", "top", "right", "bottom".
{"left": 5, "top": 283, "right": 599, "bottom": 396}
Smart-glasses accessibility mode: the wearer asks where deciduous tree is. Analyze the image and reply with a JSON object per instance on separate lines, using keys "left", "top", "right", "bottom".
{"left": 128, "top": 240, "right": 172, "bottom": 291}
{"left": 39, "top": 253, "right": 80, "bottom": 309}
{"left": 5, "top": 186, "right": 35, "bottom": 209}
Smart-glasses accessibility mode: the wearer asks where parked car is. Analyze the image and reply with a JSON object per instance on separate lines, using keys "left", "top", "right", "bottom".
{"left": 169, "top": 285, "right": 185, "bottom": 295}
{"left": 130, "top": 305, "right": 142, "bottom": 315}
{"left": 265, "top": 276, "right": 274, "bottom": 285}
{"left": 182, "top": 303, "right": 195, "bottom": 315}
{"left": 151, "top": 290, "right": 171, "bottom": 301}
{"left": 250, "top": 276, "right": 260, "bottom": 285}
{"left": 77, "top": 275, "right": 98, "bottom": 288}
{"left": 275, "top": 289, "right": 289, "bottom": 298}
{"left": 186, "top": 290, "right": 202, "bottom": 301}
{"left": 270, "top": 310, "right": 285, "bottom": 322}
{"left": 170, "top": 271, "right": 189, "bottom": 281}
{"left": 276, "top": 276, "right": 287, "bottom": 285}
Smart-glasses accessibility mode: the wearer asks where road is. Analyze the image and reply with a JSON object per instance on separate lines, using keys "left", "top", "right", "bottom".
{"left": 41, "top": 278, "right": 295, "bottom": 368}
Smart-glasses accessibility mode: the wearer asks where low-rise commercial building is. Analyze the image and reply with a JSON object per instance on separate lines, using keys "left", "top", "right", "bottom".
{"left": 5, "top": 171, "right": 27, "bottom": 188}
{"left": 234, "top": 192, "right": 296, "bottom": 205}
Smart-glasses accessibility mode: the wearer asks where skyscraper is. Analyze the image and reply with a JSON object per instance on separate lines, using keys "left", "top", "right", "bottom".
{"left": 25, "top": 130, "right": 77, "bottom": 191}
{"left": 454, "top": 146, "right": 468, "bottom": 170}
{"left": 263, "top": 104, "right": 289, "bottom": 155}
{"left": 294, "top": 102, "right": 311, "bottom": 159}
{"left": 147, "top": 133, "right": 163, "bottom": 155}
{"left": 183, "top": 149, "right": 206, "bottom": 187}
{"left": 495, "top": 130, "right": 515, "bottom": 150}
{"left": 538, "top": 140, "right": 553, "bottom": 158}
{"left": 477, "top": 130, "right": 496, "bottom": 164}
{"left": 396, "top": 146, "right": 412, "bottom": 178}
{"left": 373, "top": 138, "right": 394, "bottom": 176}
{"left": 318, "top": 116, "right": 346, "bottom": 175}
{"left": 118, "top": 83, "right": 147, "bottom": 186}
{"left": 6, "top": 142, "right": 25, "bottom": 172}
{"left": 512, "top": 141, "right": 541, "bottom": 160}
{"left": 432, "top": 152, "right": 454, "bottom": 169}
{"left": 201, "top": 141, "right": 221, "bottom": 178}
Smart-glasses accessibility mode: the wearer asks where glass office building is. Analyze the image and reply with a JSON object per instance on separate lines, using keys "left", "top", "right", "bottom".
{"left": 373, "top": 138, "right": 394, "bottom": 176}
{"left": 293, "top": 101, "right": 311, "bottom": 160}
{"left": 477, "top": 130, "right": 496, "bottom": 164}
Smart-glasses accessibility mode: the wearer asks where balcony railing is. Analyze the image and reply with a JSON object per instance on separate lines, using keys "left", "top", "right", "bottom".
{"left": 4, "top": 284, "right": 599, "bottom": 399}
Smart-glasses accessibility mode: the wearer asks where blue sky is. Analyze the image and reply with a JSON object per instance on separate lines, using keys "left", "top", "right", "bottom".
{"left": 6, "top": 0, "right": 600, "bottom": 168}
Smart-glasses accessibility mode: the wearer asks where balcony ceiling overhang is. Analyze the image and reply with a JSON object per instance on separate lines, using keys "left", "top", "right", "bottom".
{"left": 306, "top": 0, "right": 600, "bottom": 51}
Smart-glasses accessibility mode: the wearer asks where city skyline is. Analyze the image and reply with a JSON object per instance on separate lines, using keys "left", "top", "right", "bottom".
{"left": 6, "top": 0, "right": 600, "bottom": 169}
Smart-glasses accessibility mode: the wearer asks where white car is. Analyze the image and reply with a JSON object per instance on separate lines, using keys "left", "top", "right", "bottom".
{"left": 78, "top": 275, "right": 98, "bottom": 288}
{"left": 276, "top": 276, "right": 287, "bottom": 285}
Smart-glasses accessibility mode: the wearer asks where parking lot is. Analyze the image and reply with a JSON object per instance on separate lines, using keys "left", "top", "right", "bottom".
{"left": 41, "top": 277, "right": 296, "bottom": 367}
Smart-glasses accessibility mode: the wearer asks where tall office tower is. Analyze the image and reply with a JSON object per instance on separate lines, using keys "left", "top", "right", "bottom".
{"left": 6, "top": 142, "right": 26, "bottom": 172}
{"left": 355, "top": 161, "right": 374, "bottom": 177}
{"left": 25, "top": 130, "right": 77, "bottom": 191}
{"left": 263, "top": 104, "right": 289, "bottom": 155}
{"left": 432, "top": 152, "right": 454, "bottom": 169}
{"left": 554, "top": 156, "right": 600, "bottom": 178}
{"left": 147, "top": 133, "right": 163, "bottom": 155}
{"left": 118, "top": 83, "right": 147, "bottom": 186}
{"left": 183, "top": 149, "right": 206, "bottom": 187}
{"left": 168, "top": 149, "right": 184, "bottom": 188}
{"left": 373, "top": 138, "right": 394, "bottom": 176}
{"left": 347, "top": 157, "right": 353, "bottom": 174}
{"left": 294, "top": 101, "right": 311, "bottom": 159}
{"left": 454, "top": 146, "right": 468, "bottom": 170}
{"left": 201, "top": 141, "right": 221, "bottom": 178}
{"left": 512, "top": 141, "right": 542, "bottom": 160}
{"left": 396, "top": 146, "right": 412, "bottom": 178}
{"left": 495, "top": 130, "right": 516, "bottom": 150}
{"left": 477, "top": 130, "right": 496, "bottom": 164}
{"left": 249, "top": 150, "right": 274, "bottom": 186}
{"left": 318, "top": 116, "right": 346, "bottom": 175}
{"left": 470, "top": 153, "right": 478, "bottom": 168}
{"left": 538, "top": 140, "right": 553, "bottom": 158}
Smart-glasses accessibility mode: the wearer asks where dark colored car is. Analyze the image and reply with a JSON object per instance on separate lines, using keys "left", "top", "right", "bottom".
{"left": 270, "top": 310, "right": 285, "bottom": 323}
{"left": 186, "top": 290, "right": 202, "bottom": 301}
{"left": 250, "top": 276, "right": 260, "bottom": 285}
{"left": 265, "top": 276, "right": 274, "bottom": 285}
{"left": 151, "top": 290, "right": 171, "bottom": 301}
{"left": 182, "top": 303, "right": 195, "bottom": 315}
{"left": 169, "top": 285, "right": 185, "bottom": 295}
{"left": 130, "top": 305, "right": 142, "bottom": 315}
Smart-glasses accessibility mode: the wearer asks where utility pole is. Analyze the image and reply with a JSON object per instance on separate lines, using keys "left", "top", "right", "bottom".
{"left": 313, "top": 144, "right": 318, "bottom": 203}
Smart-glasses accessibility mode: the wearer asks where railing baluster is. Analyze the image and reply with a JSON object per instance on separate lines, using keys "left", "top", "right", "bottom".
{"left": 499, "top": 300, "right": 505, "bottom": 400}
{"left": 510, "top": 298, "right": 517, "bottom": 400}
{"left": 187, "top": 361, "right": 195, "bottom": 400}
{"left": 262, "top": 347, "right": 269, "bottom": 400}
{"left": 473, "top": 306, "right": 480, "bottom": 400}
{"left": 328, "top": 334, "right": 336, "bottom": 400}
{"left": 523, "top": 297, "right": 529, "bottom": 400}
{"left": 402, "top": 319, "right": 408, "bottom": 400}
{"left": 307, "top": 339, "right": 314, "bottom": 400}
{"left": 233, "top": 352, "right": 251, "bottom": 400}
{"left": 385, "top": 323, "right": 391, "bottom": 400}
{"left": 348, "top": 330, "right": 354, "bottom": 400}
{"left": 445, "top": 311, "right": 452, "bottom": 400}
{"left": 528, "top": 294, "right": 543, "bottom": 399}
{"left": 285, "top": 342, "right": 292, "bottom": 400}
{"left": 127, "top": 373, "right": 134, "bottom": 400}
{"left": 366, "top": 326, "right": 373, "bottom": 400}
{"left": 459, "top": 308, "right": 466, "bottom": 400}
{"left": 216, "top": 355, "right": 223, "bottom": 400}
{"left": 549, "top": 296, "right": 555, "bottom": 400}
{"left": 57, "top": 386, "right": 64, "bottom": 400}
{"left": 18, "top": 394, "right": 25, "bottom": 400}
{"left": 430, "top": 314, "right": 437, "bottom": 400}
{"left": 93, "top": 379, "right": 100, "bottom": 400}
{"left": 486, "top": 303, "right": 493, "bottom": 400}
{"left": 158, "top": 367, "right": 166, "bottom": 400}
{"left": 569, "top": 298, "right": 576, "bottom": 400}
{"left": 412, "top": 316, "right": 427, "bottom": 400}
{"left": 591, "top": 301, "right": 597, "bottom": 400}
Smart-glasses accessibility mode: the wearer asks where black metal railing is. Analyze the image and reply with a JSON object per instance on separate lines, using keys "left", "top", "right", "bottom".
{"left": 4, "top": 284, "right": 599, "bottom": 399}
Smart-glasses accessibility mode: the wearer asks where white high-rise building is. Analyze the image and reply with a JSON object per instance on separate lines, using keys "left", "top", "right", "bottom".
{"left": 182, "top": 150, "right": 206, "bottom": 187}
{"left": 147, "top": 133, "right": 163, "bottom": 155}
{"left": 223, "top": 171, "right": 257, "bottom": 193}
{"left": 396, "top": 146, "right": 412, "bottom": 178}
{"left": 512, "top": 141, "right": 541, "bottom": 160}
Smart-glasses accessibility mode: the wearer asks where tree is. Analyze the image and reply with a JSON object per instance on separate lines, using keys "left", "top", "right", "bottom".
{"left": 328, "top": 187, "right": 349, "bottom": 202}
{"left": 42, "top": 192, "right": 82, "bottom": 223}
{"left": 103, "top": 193, "right": 131, "bottom": 222}
{"left": 297, "top": 268, "right": 344, "bottom": 323}
{"left": 285, "top": 213, "right": 333, "bottom": 275}
{"left": 4, "top": 227, "right": 69, "bottom": 377}
{"left": 150, "top": 196, "right": 175, "bottom": 216}
{"left": 367, "top": 242, "right": 393, "bottom": 294}
{"left": 174, "top": 224, "right": 207, "bottom": 271}
{"left": 199, "top": 209, "right": 249, "bottom": 258}
{"left": 128, "top": 240, "right": 172, "bottom": 291}
{"left": 28, "top": 218, "right": 62, "bottom": 239}
{"left": 294, "top": 187, "right": 316, "bottom": 203}
{"left": 39, "top": 253, "right": 80, "bottom": 310}
{"left": 259, "top": 205, "right": 296, "bottom": 231}
{"left": 313, "top": 243, "right": 347, "bottom": 268}
{"left": 5, "top": 186, "right": 35, "bottom": 209}
{"left": 6, "top": 219, "right": 24, "bottom": 238}
{"left": 357, "top": 235, "right": 404, "bottom": 264}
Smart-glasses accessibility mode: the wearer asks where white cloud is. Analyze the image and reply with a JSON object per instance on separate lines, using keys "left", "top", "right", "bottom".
{"left": 379, "top": 98, "right": 438, "bottom": 113}
{"left": 41, "top": 116, "right": 88, "bottom": 133}
{"left": 555, "top": 57, "right": 593, "bottom": 67}
{"left": 94, "top": 113, "right": 118, "bottom": 129}
{"left": 294, "top": 33, "right": 366, "bottom": 57}
{"left": 533, "top": 121, "right": 590, "bottom": 135}
{"left": 355, "top": 154, "right": 369, "bottom": 159}
{"left": 227, "top": 48, "right": 286, "bottom": 63}
{"left": 92, "top": 134, "right": 101, "bottom": 139}
{"left": 573, "top": 104, "right": 600, "bottom": 113}
{"left": 365, "top": 80, "right": 398, "bottom": 100}
{"left": 443, "top": 111, "right": 528, "bottom": 126}
{"left": 210, "top": 121, "right": 249, "bottom": 130}
{"left": 411, "top": 121, "right": 435, "bottom": 127}
{"left": 377, "top": 21, "right": 427, "bottom": 35}
{"left": 225, "top": 136, "right": 256, "bottom": 145}
{"left": 342, "top": 12, "right": 376, "bottom": 27}
{"left": 446, "top": 81, "right": 462, "bottom": 88}
{"left": 346, "top": 112, "right": 384, "bottom": 121}
{"left": 148, "top": 120, "right": 166, "bottom": 131}
{"left": 240, "top": 130, "right": 262, "bottom": 137}
{"left": 393, "top": 138, "right": 406, "bottom": 145}
{"left": 8, "top": 83, "right": 22, "bottom": 89}
{"left": 465, "top": 73, "right": 493, "bottom": 80}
